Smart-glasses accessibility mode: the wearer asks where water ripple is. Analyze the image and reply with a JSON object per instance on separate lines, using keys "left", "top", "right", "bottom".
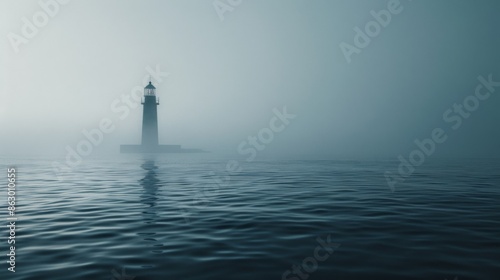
{"left": 1, "top": 157, "right": 499, "bottom": 279}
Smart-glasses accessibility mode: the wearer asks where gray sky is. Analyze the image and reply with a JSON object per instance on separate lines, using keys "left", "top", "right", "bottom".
{"left": 1, "top": 0, "right": 499, "bottom": 159}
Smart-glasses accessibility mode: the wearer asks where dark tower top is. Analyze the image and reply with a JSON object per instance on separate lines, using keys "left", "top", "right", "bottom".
{"left": 145, "top": 81, "right": 156, "bottom": 96}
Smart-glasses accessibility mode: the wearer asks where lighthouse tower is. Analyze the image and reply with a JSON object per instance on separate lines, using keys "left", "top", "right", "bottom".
{"left": 141, "top": 81, "right": 159, "bottom": 148}
{"left": 120, "top": 76, "right": 203, "bottom": 153}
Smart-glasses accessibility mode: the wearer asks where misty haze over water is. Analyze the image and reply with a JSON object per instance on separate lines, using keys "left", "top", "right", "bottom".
{"left": 1, "top": 0, "right": 499, "bottom": 279}
{"left": 1, "top": 0, "right": 500, "bottom": 160}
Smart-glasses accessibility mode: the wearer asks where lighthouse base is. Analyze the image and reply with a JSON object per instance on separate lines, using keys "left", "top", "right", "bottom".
{"left": 120, "top": 144, "right": 204, "bottom": 153}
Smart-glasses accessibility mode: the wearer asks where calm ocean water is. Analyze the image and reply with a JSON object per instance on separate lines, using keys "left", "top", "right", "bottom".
{"left": 1, "top": 155, "right": 499, "bottom": 280}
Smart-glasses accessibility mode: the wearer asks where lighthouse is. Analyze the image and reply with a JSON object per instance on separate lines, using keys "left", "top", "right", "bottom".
{"left": 141, "top": 81, "right": 159, "bottom": 148}
{"left": 120, "top": 79, "right": 202, "bottom": 153}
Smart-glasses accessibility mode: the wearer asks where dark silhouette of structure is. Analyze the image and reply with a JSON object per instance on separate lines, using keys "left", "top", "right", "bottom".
{"left": 141, "top": 82, "right": 159, "bottom": 147}
{"left": 120, "top": 80, "right": 202, "bottom": 153}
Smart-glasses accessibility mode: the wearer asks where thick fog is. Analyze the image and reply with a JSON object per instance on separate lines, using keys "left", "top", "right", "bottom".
{"left": 1, "top": 0, "right": 499, "bottom": 160}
